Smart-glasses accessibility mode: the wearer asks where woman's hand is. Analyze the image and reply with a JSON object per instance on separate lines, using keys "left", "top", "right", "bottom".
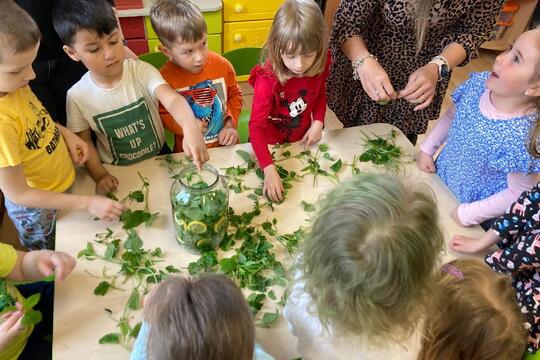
{"left": 356, "top": 58, "right": 397, "bottom": 103}
{"left": 399, "top": 63, "right": 439, "bottom": 111}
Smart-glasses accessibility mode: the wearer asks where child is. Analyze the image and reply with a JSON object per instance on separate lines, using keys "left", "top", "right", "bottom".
{"left": 450, "top": 182, "right": 540, "bottom": 354}
{"left": 0, "top": 241, "right": 76, "bottom": 360}
{"left": 150, "top": 0, "right": 242, "bottom": 152}
{"left": 52, "top": 0, "right": 209, "bottom": 195}
{"left": 419, "top": 258, "right": 526, "bottom": 360}
{"left": 0, "top": 0, "right": 123, "bottom": 250}
{"left": 283, "top": 173, "right": 444, "bottom": 359}
{"left": 417, "top": 28, "right": 540, "bottom": 228}
{"left": 249, "top": 0, "right": 331, "bottom": 202}
{"left": 130, "top": 274, "right": 274, "bottom": 360}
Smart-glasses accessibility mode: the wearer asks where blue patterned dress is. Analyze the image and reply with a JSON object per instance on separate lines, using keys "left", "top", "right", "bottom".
{"left": 436, "top": 72, "right": 540, "bottom": 205}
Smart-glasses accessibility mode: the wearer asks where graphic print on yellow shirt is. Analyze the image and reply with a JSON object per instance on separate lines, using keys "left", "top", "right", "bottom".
{"left": 93, "top": 97, "right": 161, "bottom": 165}
{"left": 0, "top": 86, "right": 75, "bottom": 192}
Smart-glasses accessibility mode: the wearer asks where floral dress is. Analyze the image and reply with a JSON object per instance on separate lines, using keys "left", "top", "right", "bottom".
{"left": 327, "top": 0, "right": 504, "bottom": 135}
{"left": 486, "top": 183, "right": 540, "bottom": 353}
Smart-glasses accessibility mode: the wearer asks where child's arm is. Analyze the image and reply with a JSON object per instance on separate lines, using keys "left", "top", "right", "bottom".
{"left": 154, "top": 84, "right": 208, "bottom": 169}
{"left": 249, "top": 74, "right": 284, "bottom": 202}
{"left": 301, "top": 55, "right": 330, "bottom": 149}
{"left": 453, "top": 172, "right": 538, "bottom": 226}
{"left": 0, "top": 165, "right": 123, "bottom": 221}
{"left": 417, "top": 104, "right": 456, "bottom": 172}
{"left": 77, "top": 129, "right": 119, "bottom": 195}
{"left": 8, "top": 249, "right": 75, "bottom": 283}
{"left": 450, "top": 229, "right": 499, "bottom": 254}
{"left": 56, "top": 124, "right": 88, "bottom": 167}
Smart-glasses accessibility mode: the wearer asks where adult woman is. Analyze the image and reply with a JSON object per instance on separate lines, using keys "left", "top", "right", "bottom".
{"left": 327, "top": 0, "right": 505, "bottom": 143}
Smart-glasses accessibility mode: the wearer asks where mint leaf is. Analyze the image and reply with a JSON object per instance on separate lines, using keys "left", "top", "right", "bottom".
{"left": 259, "top": 311, "right": 280, "bottom": 327}
{"left": 94, "top": 281, "right": 111, "bottom": 296}
{"left": 22, "top": 309, "right": 42, "bottom": 326}
{"left": 301, "top": 201, "right": 316, "bottom": 213}
{"left": 98, "top": 333, "right": 120, "bottom": 344}
{"left": 235, "top": 149, "right": 252, "bottom": 163}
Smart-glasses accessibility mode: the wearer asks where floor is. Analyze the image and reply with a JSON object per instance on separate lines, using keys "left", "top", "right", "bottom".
{"left": 240, "top": 49, "right": 499, "bottom": 146}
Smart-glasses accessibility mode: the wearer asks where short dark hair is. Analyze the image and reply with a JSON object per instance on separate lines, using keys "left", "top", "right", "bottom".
{"left": 0, "top": 0, "right": 41, "bottom": 63}
{"left": 145, "top": 274, "right": 255, "bottom": 360}
{"left": 52, "top": 0, "right": 118, "bottom": 46}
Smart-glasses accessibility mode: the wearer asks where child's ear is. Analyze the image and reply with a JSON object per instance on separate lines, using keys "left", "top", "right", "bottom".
{"left": 158, "top": 44, "right": 173, "bottom": 59}
{"left": 526, "top": 82, "right": 540, "bottom": 97}
{"left": 62, "top": 45, "right": 80, "bottom": 62}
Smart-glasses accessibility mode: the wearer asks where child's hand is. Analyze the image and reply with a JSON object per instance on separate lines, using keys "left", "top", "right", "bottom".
{"left": 0, "top": 310, "right": 24, "bottom": 351}
{"left": 450, "top": 207, "right": 465, "bottom": 227}
{"left": 416, "top": 150, "right": 436, "bottom": 173}
{"left": 182, "top": 126, "right": 209, "bottom": 171}
{"left": 63, "top": 131, "right": 89, "bottom": 166}
{"left": 198, "top": 121, "right": 208, "bottom": 134}
{"left": 218, "top": 121, "right": 238, "bottom": 146}
{"left": 95, "top": 174, "right": 119, "bottom": 195}
{"left": 449, "top": 235, "right": 489, "bottom": 254}
{"left": 301, "top": 121, "right": 323, "bottom": 149}
{"left": 263, "top": 165, "right": 284, "bottom": 203}
{"left": 87, "top": 195, "right": 123, "bottom": 221}
{"left": 36, "top": 251, "right": 76, "bottom": 282}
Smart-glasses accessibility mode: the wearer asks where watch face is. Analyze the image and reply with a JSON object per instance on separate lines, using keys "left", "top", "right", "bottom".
{"left": 441, "top": 64, "right": 449, "bottom": 79}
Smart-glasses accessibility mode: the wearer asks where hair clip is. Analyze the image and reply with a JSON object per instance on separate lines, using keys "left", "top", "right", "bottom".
{"left": 441, "top": 264, "right": 463, "bottom": 279}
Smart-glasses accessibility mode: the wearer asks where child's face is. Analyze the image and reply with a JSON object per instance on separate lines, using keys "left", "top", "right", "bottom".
{"left": 487, "top": 30, "right": 540, "bottom": 97}
{"left": 63, "top": 29, "right": 125, "bottom": 79}
{"left": 164, "top": 36, "right": 208, "bottom": 74}
{"left": 0, "top": 43, "right": 38, "bottom": 96}
{"left": 281, "top": 50, "right": 317, "bottom": 77}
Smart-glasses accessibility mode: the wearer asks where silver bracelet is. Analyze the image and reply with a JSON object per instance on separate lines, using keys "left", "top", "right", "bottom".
{"left": 352, "top": 54, "right": 378, "bottom": 80}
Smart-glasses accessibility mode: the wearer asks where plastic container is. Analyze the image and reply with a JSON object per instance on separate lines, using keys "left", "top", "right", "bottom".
{"left": 497, "top": 0, "right": 519, "bottom": 26}
{"left": 170, "top": 164, "right": 229, "bottom": 253}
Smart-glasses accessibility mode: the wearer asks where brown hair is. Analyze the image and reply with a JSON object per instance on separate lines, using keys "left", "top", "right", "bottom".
{"left": 0, "top": 0, "right": 41, "bottom": 63}
{"left": 528, "top": 27, "right": 540, "bottom": 157}
{"left": 413, "top": 0, "right": 433, "bottom": 53}
{"left": 145, "top": 274, "right": 255, "bottom": 360}
{"left": 150, "top": 0, "right": 207, "bottom": 48}
{"left": 264, "top": 0, "right": 328, "bottom": 84}
{"left": 419, "top": 258, "right": 526, "bottom": 360}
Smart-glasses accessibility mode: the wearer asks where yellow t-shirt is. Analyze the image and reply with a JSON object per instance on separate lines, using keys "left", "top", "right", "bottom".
{"left": 0, "top": 86, "right": 75, "bottom": 192}
{"left": 0, "top": 243, "right": 33, "bottom": 360}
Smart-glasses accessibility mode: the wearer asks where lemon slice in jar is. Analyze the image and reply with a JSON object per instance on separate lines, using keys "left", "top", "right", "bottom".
{"left": 187, "top": 221, "right": 207, "bottom": 234}
{"left": 196, "top": 238, "right": 209, "bottom": 248}
{"left": 213, "top": 216, "right": 226, "bottom": 233}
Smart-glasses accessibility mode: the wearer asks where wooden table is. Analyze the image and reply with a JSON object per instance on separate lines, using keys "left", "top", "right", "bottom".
{"left": 53, "top": 124, "right": 485, "bottom": 360}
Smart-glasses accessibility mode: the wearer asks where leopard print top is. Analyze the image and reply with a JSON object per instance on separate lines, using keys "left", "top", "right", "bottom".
{"left": 327, "top": 0, "right": 505, "bottom": 135}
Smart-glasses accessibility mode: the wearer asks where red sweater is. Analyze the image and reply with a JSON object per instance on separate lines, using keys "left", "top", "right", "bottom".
{"left": 248, "top": 53, "right": 331, "bottom": 169}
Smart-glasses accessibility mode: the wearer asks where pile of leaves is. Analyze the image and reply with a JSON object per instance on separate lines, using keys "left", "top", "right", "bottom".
{"left": 358, "top": 130, "right": 405, "bottom": 172}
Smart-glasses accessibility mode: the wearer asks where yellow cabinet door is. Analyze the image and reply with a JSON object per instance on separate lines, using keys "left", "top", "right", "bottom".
{"left": 223, "top": 0, "right": 282, "bottom": 22}
{"left": 148, "top": 34, "right": 221, "bottom": 54}
{"left": 223, "top": 20, "right": 272, "bottom": 52}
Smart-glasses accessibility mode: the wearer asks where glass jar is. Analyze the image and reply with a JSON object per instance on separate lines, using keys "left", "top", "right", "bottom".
{"left": 170, "top": 164, "right": 229, "bottom": 253}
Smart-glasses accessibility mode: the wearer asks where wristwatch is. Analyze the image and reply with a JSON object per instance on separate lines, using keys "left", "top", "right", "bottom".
{"left": 429, "top": 55, "right": 449, "bottom": 81}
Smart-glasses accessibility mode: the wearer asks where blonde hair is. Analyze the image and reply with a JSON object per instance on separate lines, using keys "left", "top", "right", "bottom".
{"left": 0, "top": 0, "right": 41, "bottom": 63}
{"left": 301, "top": 173, "right": 444, "bottom": 342}
{"left": 150, "top": 0, "right": 207, "bottom": 48}
{"left": 264, "top": 0, "right": 328, "bottom": 84}
{"left": 419, "top": 258, "right": 526, "bottom": 360}
{"left": 145, "top": 275, "right": 255, "bottom": 360}
{"left": 413, "top": 0, "right": 434, "bottom": 53}
{"left": 528, "top": 27, "right": 540, "bottom": 157}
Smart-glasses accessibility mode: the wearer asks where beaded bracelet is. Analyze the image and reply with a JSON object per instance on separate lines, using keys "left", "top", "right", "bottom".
{"left": 351, "top": 54, "right": 378, "bottom": 80}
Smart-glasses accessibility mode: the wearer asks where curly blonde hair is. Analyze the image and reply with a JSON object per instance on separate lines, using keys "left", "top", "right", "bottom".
{"left": 419, "top": 258, "right": 526, "bottom": 360}
{"left": 301, "top": 172, "right": 444, "bottom": 342}
{"left": 263, "top": 0, "right": 328, "bottom": 84}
